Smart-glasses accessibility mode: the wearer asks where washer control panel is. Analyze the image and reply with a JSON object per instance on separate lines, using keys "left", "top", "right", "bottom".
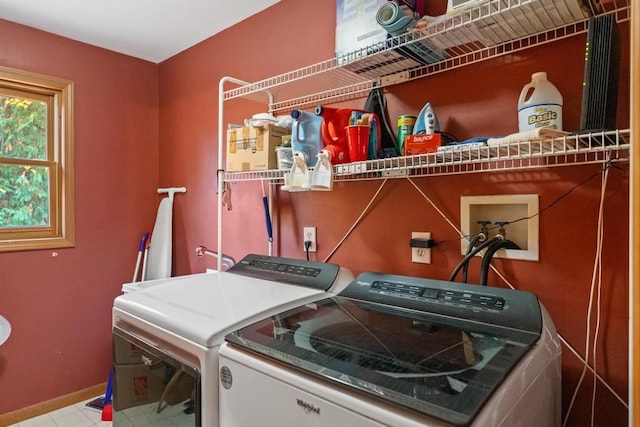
{"left": 228, "top": 254, "right": 339, "bottom": 291}
{"left": 340, "top": 272, "right": 542, "bottom": 333}
{"left": 370, "top": 280, "right": 506, "bottom": 310}
{"left": 247, "top": 259, "right": 321, "bottom": 278}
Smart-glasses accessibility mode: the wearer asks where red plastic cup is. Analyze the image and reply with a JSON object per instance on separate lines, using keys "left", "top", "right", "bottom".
{"left": 346, "top": 125, "right": 370, "bottom": 162}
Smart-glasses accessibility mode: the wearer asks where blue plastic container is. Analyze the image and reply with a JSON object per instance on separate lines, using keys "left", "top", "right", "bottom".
{"left": 290, "top": 109, "right": 324, "bottom": 167}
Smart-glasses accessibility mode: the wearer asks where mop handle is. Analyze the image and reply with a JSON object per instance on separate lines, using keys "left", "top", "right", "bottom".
{"left": 158, "top": 187, "right": 187, "bottom": 201}
{"left": 141, "top": 233, "right": 152, "bottom": 281}
{"left": 132, "top": 232, "right": 150, "bottom": 282}
{"left": 139, "top": 232, "right": 150, "bottom": 252}
{"left": 262, "top": 197, "right": 273, "bottom": 242}
{"left": 261, "top": 181, "right": 273, "bottom": 243}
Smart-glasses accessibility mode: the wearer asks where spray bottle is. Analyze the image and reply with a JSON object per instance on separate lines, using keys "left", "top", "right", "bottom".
{"left": 281, "top": 152, "right": 311, "bottom": 192}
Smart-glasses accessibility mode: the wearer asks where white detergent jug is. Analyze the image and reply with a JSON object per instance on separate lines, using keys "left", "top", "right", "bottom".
{"left": 518, "top": 72, "right": 563, "bottom": 132}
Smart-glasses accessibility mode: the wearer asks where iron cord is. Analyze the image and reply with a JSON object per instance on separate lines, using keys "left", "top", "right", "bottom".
{"left": 503, "top": 161, "right": 617, "bottom": 228}
{"left": 479, "top": 239, "right": 521, "bottom": 286}
{"left": 434, "top": 161, "right": 621, "bottom": 246}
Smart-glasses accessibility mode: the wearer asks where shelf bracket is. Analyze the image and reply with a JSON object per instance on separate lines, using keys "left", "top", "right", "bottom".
{"left": 378, "top": 71, "right": 410, "bottom": 88}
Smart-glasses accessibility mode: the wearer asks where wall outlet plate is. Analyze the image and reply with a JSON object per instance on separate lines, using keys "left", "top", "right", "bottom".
{"left": 411, "top": 232, "right": 432, "bottom": 264}
{"left": 460, "top": 194, "right": 539, "bottom": 261}
{"left": 303, "top": 226, "right": 317, "bottom": 252}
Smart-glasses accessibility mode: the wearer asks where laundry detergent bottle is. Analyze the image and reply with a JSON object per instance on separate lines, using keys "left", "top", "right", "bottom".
{"left": 314, "top": 105, "right": 352, "bottom": 164}
{"left": 518, "top": 72, "right": 563, "bottom": 132}
{"left": 290, "top": 109, "right": 323, "bottom": 167}
{"left": 314, "top": 105, "right": 381, "bottom": 163}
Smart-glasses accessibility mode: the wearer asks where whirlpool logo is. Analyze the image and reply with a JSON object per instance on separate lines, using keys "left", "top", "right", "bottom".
{"left": 296, "top": 398, "right": 320, "bottom": 415}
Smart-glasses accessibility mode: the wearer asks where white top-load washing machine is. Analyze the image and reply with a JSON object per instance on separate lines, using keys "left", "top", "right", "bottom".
{"left": 111, "top": 253, "right": 353, "bottom": 427}
{"left": 219, "top": 272, "right": 562, "bottom": 427}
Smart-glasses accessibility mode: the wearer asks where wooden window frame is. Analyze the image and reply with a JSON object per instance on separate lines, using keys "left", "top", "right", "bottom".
{"left": 0, "top": 66, "right": 74, "bottom": 252}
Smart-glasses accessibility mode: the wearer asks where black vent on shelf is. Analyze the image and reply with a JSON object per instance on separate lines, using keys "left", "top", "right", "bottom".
{"left": 579, "top": 13, "right": 620, "bottom": 133}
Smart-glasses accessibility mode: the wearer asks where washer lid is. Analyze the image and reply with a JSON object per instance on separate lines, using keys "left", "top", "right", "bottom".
{"left": 225, "top": 273, "right": 545, "bottom": 426}
{"left": 114, "top": 271, "right": 326, "bottom": 347}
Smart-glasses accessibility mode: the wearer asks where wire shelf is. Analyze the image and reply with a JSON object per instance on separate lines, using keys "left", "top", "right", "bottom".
{"left": 222, "top": 0, "right": 629, "bottom": 115}
{"left": 224, "top": 129, "right": 630, "bottom": 183}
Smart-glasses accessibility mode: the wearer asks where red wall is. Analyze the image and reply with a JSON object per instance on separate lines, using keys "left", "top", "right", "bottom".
{"left": 159, "top": 1, "right": 630, "bottom": 426}
{"left": 0, "top": 20, "right": 160, "bottom": 414}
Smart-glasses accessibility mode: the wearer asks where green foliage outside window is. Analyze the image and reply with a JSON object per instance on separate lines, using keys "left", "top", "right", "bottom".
{"left": 0, "top": 95, "right": 50, "bottom": 228}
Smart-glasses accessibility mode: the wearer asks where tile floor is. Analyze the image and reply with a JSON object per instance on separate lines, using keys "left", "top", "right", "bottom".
{"left": 9, "top": 397, "right": 194, "bottom": 427}
{"left": 8, "top": 397, "right": 110, "bottom": 427}
{"left": 105, "top": 400, "right": 194, "bottom": 427}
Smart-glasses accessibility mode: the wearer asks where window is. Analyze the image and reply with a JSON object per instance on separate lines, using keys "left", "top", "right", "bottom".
{"left": 0, "top": 66, "right": 74, "bottom": 252}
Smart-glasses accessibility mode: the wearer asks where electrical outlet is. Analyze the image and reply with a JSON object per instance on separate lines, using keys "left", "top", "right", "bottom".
{"left": 411, "top": 232, "right": 432, "bottom": 264}
{"left": 303, "top": 226, "right": 317, "bottom": 252}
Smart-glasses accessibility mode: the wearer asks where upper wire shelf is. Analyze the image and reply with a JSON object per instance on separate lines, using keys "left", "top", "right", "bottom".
{"left": 224, "top": 129, "right": 630, "bottom": 183}
{"left": 222, "top": 0, "right": 630, "bottom": 115}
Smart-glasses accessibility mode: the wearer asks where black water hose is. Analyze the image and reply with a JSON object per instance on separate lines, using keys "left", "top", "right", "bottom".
{"left": 461, "top": 234, "right": 484, "bottom": 283}
{"left": 449, "top": 236, "right": 502, "bottom": 282}
{"left": 479, "top": 239, "right": 521, "bottom": 286}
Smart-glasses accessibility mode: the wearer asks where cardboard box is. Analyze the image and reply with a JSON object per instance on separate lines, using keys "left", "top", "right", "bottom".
{"left": 113, "top": 333, "right": 161, "bottom": 365}
{"left": 226, "top": 125, "right": 288, "bottom": 172}
{"left": 113, "top": 363, "right": 166, "bottom": 411}
{"left": 114, "top": 336, "right": 146, "bottom": 365}
{"left": 404, "top": 133, "right": 442, "bottom": 155}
